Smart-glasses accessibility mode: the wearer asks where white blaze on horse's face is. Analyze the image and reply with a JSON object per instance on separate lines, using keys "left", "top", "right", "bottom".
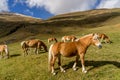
{"left": 93, "top": 34, "right": 102, "bottom": 49}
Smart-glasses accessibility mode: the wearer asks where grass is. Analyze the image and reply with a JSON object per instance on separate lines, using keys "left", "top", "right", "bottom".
{"left": 0, "top": 24, "right": 119, "bottom": 80}
{"left": 0, "top": 9, "right": 120, "bottom": 80}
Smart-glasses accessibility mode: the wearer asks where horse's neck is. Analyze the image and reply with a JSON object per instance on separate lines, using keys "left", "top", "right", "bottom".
{"left": 79, "top": 36, "right": 92, "bottom": 48}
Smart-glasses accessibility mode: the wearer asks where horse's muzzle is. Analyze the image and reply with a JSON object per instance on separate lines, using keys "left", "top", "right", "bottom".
{"left": 98, "top": 45, "right": 102, "bottom": 49}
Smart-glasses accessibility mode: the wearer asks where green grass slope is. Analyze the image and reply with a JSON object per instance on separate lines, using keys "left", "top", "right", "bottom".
{"left": 0, "top": 25, "right": 120, "bottom": 80}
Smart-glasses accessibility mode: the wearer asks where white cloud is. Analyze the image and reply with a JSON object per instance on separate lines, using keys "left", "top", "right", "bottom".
{"left": 0, "top": 0, "right": 9, "bottom": 12}
{"left": 12, "top": 0, "right": 24, "bottom": 7}
{"left": 25, "top": 0, "right": 98, "bottom": 14}
{"left": 17, "top": 0, "right": 120, "bottom": 15}
{"left": 97, "top": 0, "right": 120, "bottom": 9}
{"left": 24, "top": 9, "right": 33, "bottom": 16}
{"left": 25, "top": 0, "right": 45, "bottom": 8}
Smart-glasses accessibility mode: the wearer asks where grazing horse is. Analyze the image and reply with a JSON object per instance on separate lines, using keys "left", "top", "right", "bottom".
{"left": 61, "top": 35, "right": 77, "bottom": 42}
{"left": 48, "top": 33, "right": 102, "bottom": 75}
{"left": 98, "top": 33, "right": 111, "bottom": 43}
{"left": 21, "top": 39, "right": 48, "bottom": 56}
{"left": 48, "top": 37, "right": 58, "bottom": 43}
{"left": 0, "top": 45, "right": 9, "bottom": 59}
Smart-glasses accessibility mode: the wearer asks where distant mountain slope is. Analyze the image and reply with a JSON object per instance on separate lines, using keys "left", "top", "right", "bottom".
{"left": 41, "top": 8, "right": 120, "bottom": 27}
{"left": 0, "top": 12, "right": 42, "bottom": 23}
{"left": 0, "top": 12, "right": 43, "bottom": 38}
{"left": 0, "top": 9, "right": 120, "bottom": 43}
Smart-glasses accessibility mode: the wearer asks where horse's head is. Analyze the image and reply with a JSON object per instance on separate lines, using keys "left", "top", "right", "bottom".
{"left": 92, "top": 33, "right": 102, "bottom": 49}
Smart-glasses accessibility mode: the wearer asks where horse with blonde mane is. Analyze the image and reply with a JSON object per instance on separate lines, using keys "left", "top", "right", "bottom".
{"left": 98, "top": 33, "right": 111, "bottom": 43}
{"left": 0, "top": 44, "right": 9, "bottom": 59}
{"left": 48, "top": 37, "right": 58, "bottom": 43}
{"left": 61, "top": 35, "right": 77, "bottom": 42}
{"left": 48, "top": 33, "right": 102, "bottom": 75}
{"left": 21, "top": 39, "right": 48, "bottom": 56}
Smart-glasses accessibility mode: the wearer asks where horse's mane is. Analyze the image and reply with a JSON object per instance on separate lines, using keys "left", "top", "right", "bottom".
{"left": 75, "top": 33, "right": 93, "bottom": 41}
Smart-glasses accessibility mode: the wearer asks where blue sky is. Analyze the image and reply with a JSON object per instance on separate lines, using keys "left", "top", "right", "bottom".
{"left": 8, "top": 0, "right": 53, "bottom": 19}
{"left": 0, "top": 0, "right": 120, "bottom": 19}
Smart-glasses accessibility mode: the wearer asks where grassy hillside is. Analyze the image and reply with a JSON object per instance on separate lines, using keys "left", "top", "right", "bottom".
{"left": 0, "top": 9, "right": 120, "bottom": 43}
{"left": 0, "top": 9, "right": 120, "bottom": 80}
{"left": 0, "top": 12, "right": 43, "bottom": 43}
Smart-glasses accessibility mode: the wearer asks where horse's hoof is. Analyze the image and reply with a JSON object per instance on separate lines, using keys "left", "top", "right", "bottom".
{"left": 62, "top": 70, "right": 66, "bottom": 73}
{"left": 82, "top": 70, "right": 87, "bottom": 73}
{"left": 61, "top": 69, "right": 66, "bottom": 73}
{"left": 73, "top": 68, "right": 77, "bottom": 71}
{"left": 52, "top": 72, "right": 56, "bottom": 75}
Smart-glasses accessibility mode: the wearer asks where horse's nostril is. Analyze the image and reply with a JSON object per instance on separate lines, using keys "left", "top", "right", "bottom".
{"left": 98, "top": 45, "right": 102, "bottom": 49}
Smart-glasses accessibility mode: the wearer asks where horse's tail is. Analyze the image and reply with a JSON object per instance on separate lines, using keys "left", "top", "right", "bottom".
{"left": 39, "top": 41, "right": 48, "bottom": 52}
{"left": 48, "top": 44, "right": 54, "bottom": 71}
{"left": 21, "top": 41, "right": 26, "bottom": 49}
{"left": 48, "top": 39, "right": 50, "bottom": 43}
{"left": 4, "top": 45, "right": 9, "bottom": 58}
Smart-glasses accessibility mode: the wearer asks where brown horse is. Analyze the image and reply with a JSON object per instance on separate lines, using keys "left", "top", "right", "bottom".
{"left": 0, "top": 45, "right": 9, "bottom": 59}
{"left": 21, "top": 39, "right": 48, "bottom": 56}
{"left": 48, "top": 33, "right": 102, "bottom": 75}
{"left": 48, "top": 37, "right": 58, "bottom": 43}
{"left": 98, "top": 33, "right": 111, "bottom": 43}
{"left": 61, "top": 35, "right": 77, "bottom": 42}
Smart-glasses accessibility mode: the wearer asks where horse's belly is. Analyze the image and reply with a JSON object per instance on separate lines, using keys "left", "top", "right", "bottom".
{"left": 61, "top": 51, "right": 77, "bottom": 57}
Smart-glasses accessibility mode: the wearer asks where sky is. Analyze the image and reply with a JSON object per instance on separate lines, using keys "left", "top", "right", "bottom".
{"left": 0, "top": 0, "right": 120, "bottom": 19}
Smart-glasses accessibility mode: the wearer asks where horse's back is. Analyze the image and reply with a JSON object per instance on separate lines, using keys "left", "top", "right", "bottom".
{"left": 26, "top": 39, "right": 40, "bottom": 47}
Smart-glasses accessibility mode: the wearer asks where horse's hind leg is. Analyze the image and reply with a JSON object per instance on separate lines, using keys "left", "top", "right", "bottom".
{"left": 5, "top": 49, "right": 9, "bottom": 59}
{"left": 23, "top": 48, "right": 28, "bottom": 56}
{"left": 0, "top": 52, "right": 3, "bottom": 59}
{"left": 58, "top": 55, "right": 65, "bottom": 73}
{"left": 73, "top": 55, "right": 79, "bottom": 71}
{"left": 23, "top": 50, "right": 26, "bottom": 56}
{"left": 51, "top": 56, "right": 57, "bottom": 75}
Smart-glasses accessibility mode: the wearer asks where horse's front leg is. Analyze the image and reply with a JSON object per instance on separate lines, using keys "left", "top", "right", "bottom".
{"left": 100, "top": 37, "right": 104, "bottom": 43}
{"left": 36, "top": 48, "right": 39, "bottom": 54}
{"left": 80, "top": 53, "right": 87, "bottom": 73}
{"left": 58, "top": 55, "right": 65, "bottom": 73}
{"left": 72, "top": 55, "right": 79, "bottom": 71}
{"left": 0, "top": 52, "right": 3, "bottom": 59}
